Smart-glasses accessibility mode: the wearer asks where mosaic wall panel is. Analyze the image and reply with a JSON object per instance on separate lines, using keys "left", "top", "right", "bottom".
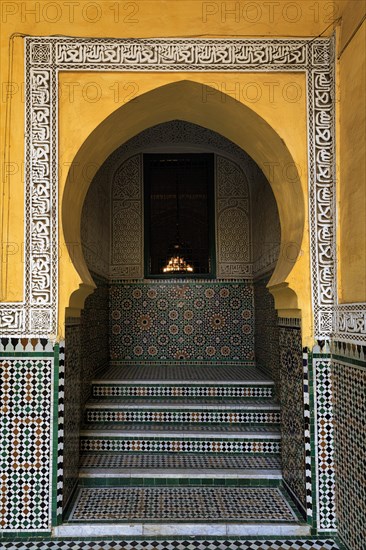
{"left": 63, "top": 321, "right": 81, "bottom": 509}
{"left": 80, "top": 275, "right": 109, "bottom": 404}
{"left": 332, "top": 353, "right": 365, "bottom": 549}
{"left": 254, "top": 276, "right": 280, "bottom": 390}
{"left": 110, "top": 281, "right": 255, "bottom": 363}
{"left": 312, "top": 356, "right": 336, "bottom": 531}
{"left": 0, "top": 340, "right": 55, "bottom": 531}
{"left": 279, "top": 325, "right": 307, "bottom": 513}
{"left": 63, "top": 275, "right": 110, "bottom": 508}
{"left": 216, "top": 155, "right": 251, "bottom": 278}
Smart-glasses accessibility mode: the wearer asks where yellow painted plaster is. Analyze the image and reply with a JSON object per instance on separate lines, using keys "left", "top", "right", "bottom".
{"left": 1, "top": 0, "right": 346, "bottom": 343}
{"left": 338, "top": 18, "right": 366, "bottom": 303}
{"left": 58, "top": 72, "right": 312, "bottom": 342}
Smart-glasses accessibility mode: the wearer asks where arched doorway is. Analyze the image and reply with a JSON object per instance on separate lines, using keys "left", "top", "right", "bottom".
{"left": 61, "top": 81, "right": 305, "bottom": 322}
{"left": 60, "top": 113, "right": 310, "bottom": 532}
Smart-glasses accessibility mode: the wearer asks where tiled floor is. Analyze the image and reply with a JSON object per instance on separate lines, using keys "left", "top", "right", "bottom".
{"left": 99, "top": 365, "right": 268, "bottom": 382}
{"left": 0, "top": 540, "right": 340, "bottom": 550}
{"left": 79, "top": 453, "right": 282, "bottom": 470}
{"left": 68, "top": 487, "right": 297, "bottom": 522}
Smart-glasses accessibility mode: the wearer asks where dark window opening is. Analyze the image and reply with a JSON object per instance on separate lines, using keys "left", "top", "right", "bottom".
{"left": 144, "top": 153, "right": 215, "bottom": 277}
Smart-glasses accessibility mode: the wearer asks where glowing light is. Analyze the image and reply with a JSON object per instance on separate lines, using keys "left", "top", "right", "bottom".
{"left": 163, "top": 254, "right": 194, "bottom": 273}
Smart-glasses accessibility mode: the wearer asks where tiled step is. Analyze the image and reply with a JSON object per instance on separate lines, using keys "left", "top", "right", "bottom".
{"left": 84, "top": 399, "right": 281, "bottom": 425}
{"left": 97, "top": 364, "right": 270, "bottom": 382}
{"left": 66, "top": 486, "right": 301, "bottom": 523}
{"left": 79, "top": 453, "right": 282, "bottom": 470}
{"left": 79, "top": 453, "right": 282, "bottom": 479}
{"left": 92, "top": 365, "right": 275, "bottom": 399}
{"left": 80, "top": 425, "right": 281, "bottom": 454}
{"left": 93, "top": 383, "right": 275, "bottom": 399}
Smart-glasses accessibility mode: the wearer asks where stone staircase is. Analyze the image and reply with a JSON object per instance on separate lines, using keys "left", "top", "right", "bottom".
{"left": 60, "top": 364, "right": 311, "bottom": 537}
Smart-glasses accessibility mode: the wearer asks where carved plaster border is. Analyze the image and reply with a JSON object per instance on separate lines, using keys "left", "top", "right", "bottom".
{"left": 0, "top": 36, "right": 343, "bottom": 341}
{"left": 334, "top": 303, "right": 366, "bottom": 345}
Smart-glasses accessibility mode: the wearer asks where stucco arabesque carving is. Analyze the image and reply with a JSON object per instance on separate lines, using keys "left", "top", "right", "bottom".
{"left": 1, "top": 36, "right": 360, "bottom": 344}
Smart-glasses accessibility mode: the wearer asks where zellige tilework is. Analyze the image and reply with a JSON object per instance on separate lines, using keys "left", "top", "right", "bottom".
{"left": 0, "top": 355, "right": 53, "bottom": 531}
{"left": 0, "top": 539, "right": 340, "bottom": 550}
{"left": 332, "top": 354, "right": 366, "bottom": 550}
{"left": 85, "top": 409, "right": 281, "bottom": 424}
{"left": 279, "top": 325, "right": 306, "bottom": 513}
{"left": 254, "top": 276, "right": 280, "bottom": 390}
{"left": 109, "top": 282, "right": 255, "bottom": 363}
{"left": 69, "top": 487, "right": 297, "bottom": 521}
{"left": 313, "top": 357, "right": 336, "bottom": 531}
{"left": 79, "top": 453, "right": 282, "bottom": 470}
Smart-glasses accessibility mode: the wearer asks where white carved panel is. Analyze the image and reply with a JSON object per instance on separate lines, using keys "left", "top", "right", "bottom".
{"left": 216, "top": 156, "right": 251, "bottom": 278}
{"left": 111, "top": 155, "right": 143, "bottom": 279}
{"left": 0, "top": 36, "right": 338, "bottom": 340}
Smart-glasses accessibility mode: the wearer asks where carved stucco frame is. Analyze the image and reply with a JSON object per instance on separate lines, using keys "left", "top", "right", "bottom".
{"left": 1, "top": 35, "right": 361, "bottom": 534}
{"left": 0, "top": 36, "right": 364, "bottom": 345}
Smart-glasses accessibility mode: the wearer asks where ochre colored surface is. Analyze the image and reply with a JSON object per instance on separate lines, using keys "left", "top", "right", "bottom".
{"left": 59, "top": 74, "right": 310, "bottom": 339}
{"left": 338, "top": 20, "right": 366, "bottom": 303}
{"left": 0, "top": 0, "right": 364, "bottom": 345}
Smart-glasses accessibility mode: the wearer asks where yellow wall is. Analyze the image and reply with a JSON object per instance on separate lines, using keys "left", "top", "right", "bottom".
{"left": 337, "top": 9, "right": 366, "bottom": 303}
{"left": 1, "top": 0, "right": 362, "bottom": 345}
{"left": 59, "top": 74, "right": 311, "bottom": 337}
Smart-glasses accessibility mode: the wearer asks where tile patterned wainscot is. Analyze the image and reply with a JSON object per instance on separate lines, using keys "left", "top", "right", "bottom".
{"left": 311, "top": 355, "right": 336, "bottom": 531}
{"left": 254, "top": 276, "right": 279, "bottom": 390}
{"left": 0, "top": 339, "right": 60, "bottom": 531}
{"left": 109, "top": 281, "right": 255, "bottom": 363}
{"left": 63, "top": 321, "right": 82, "bottom": 510}
{"left": 63, "top": 275, "right": 109, "bottom": 509}
{"left": 332, "top": 347, "right": 366, "bottom": 550}
{"left": 278, "top": 323, "right": 307, "bottom": 515}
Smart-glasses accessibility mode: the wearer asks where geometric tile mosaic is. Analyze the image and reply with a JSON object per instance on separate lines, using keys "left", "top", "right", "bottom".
{"left": 332, "top": 356, "right": 366, "bottom": 550}
{"left": 63, "top": 322, "right": 82, "bottom": 510}
{"left": 302, "top": 351, "right": 312, "bottom": 521}
{"left": 56, "top": 343, "right": 65, "bottom": 522}
{"left": 85, "top": 409, "right": 281, "bottom": 424}
{"left": 93, "top": 384, "right": 274, "bottom": 399}
{"left": 80, "top": 437, "right": 281, "bottom": 454}
{"left": 0, "top": 357, "right": 53, "bottom": 531}
{"left": 312, "top": 357, "right": 336, "bottom": 531}
{"left": 254, "top": 276, "right": 280, "bottom": 389}
{"left": 69, "top": 487, "right": 297, "bottom": 521}
{"left": 109, "top": 282, "right": 255, "bottom": 363}
{"left": 279, "top": 326, "right": 307, "bottom": 513}
{"left": 0, "top": 539, "right": 341, "bottom": 549}
{"left": 79, "top": 453, "right": 282, "bottom": 470}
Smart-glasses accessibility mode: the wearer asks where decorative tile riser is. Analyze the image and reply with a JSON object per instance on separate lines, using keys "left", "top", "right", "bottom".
{"left": 92, "top": 386, "right": 274, "bottom": 398}
{"left": 79, "top": 453, "right": 282, "bottom": 470}
{"left": 85, "top": 410, "right": 281, "bottom": 424}
{"left": 0, "top": 540, "right": 340, "bottom": 549}
{"left": 80, "top": 439, "right": 281, "bottom": 453}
